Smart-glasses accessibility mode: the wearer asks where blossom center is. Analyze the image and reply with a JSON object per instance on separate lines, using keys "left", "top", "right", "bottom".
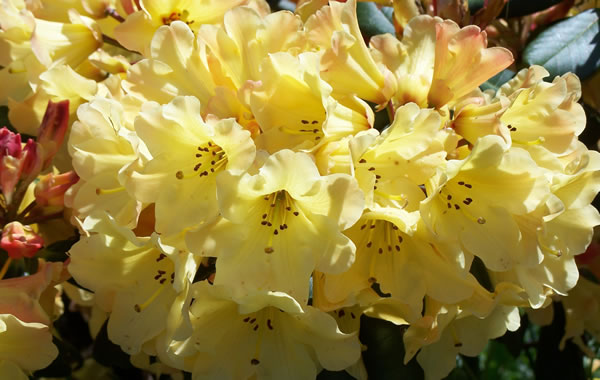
{"left": 439, "top": 180, "right": 486, "bottom": 224}
{"left": 260, "top": 191, "right": 301, "bottom": 254}
{"left": 175, "top": 141, "right": 227, "bottom": 180}
{"left": 161, "top": 10, "right": 195, "bottom": 26}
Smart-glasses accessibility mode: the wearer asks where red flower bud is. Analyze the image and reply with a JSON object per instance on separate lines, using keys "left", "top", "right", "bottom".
{"left": 37, "top": 100, "right": 69, "bottom": 170}
{"left": 0, "top": 222, "right": 44, "bottom": 259}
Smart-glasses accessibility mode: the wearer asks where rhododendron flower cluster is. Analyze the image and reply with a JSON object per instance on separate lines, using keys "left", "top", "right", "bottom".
{"left": 1, "top": 0, "right": 599, "bottom": 379}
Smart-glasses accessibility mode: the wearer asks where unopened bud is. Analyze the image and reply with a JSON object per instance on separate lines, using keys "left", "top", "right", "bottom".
{"left": 1, "top": 222, "right": 44, "bottom": 259}
{"left": 34, "top": 171, "right": 79, "bottom": 207}
{"left": 21, "top": 139, "right": 43, "bottom": 182}
{"left": 37, "top": 100, "right": 69, "bottom": 170}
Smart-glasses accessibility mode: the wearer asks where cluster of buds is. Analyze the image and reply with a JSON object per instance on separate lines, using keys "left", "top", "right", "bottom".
{"left": 0, "top": 100, "right": 78, "bottom": 262}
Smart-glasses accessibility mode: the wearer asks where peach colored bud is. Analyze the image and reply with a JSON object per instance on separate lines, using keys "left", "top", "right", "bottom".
{"left": 1, "top": 222, "right": 44, "bottom": 259}
{"left": 37, "top": 100, "right": 69, "bottom": 170}
{"left": 34, "top": 171, "right": 79, "bottom": 207}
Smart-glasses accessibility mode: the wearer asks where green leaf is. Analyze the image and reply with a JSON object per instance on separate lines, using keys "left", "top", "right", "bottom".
{"left": 522, "top": 9, "right": 600, "bottom": 80}
{"left": 357, "top": 2, "right": 395, "bottom": 38}
{"left": 0, "top": 106, "right": 10, "bottom": 130}
{"left": 360, "top": 315, "right": 424, "bottom": 380}
{"left": 38, "top": 235, "right": 79, "bottom": 263}
{"left": 469, "top": 257, "right": 494, "bottom": 292}
{"left": 468, "top": 0, "right": 485, "bottom": 13}
{"left": 534, "top": 302, "right": 586, "bottom": 380}
{"left": 33, "top": 336, "right": 82, "bottom": 378}
{"left": 469, "top": 0, "right": 562, "bottom": 17}
{"left": 381, "top": 6, "right": 394, "bottom": 25}
{"left": 93, "top": 321, "right": 135, "bottom": 370}
{"left": 317, "top": 369, "right": 356, "bottom": 379}
{"left": 479, "top": 68, "right": 515, "bottom": 92}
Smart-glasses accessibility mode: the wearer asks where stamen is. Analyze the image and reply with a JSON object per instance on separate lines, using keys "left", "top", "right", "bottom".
{"left": 512, "top": 136, "right": 546, "bottom": 146}
{"left": 96, "top": 186, "right": 125, "bottom": 195}
{"left": 134, "top": 283, "right": 167, "bottom": 312}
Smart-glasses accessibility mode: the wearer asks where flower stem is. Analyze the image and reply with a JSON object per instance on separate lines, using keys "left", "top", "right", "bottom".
{"left": 0, "top": 258, "right": 12, "bottom": 280}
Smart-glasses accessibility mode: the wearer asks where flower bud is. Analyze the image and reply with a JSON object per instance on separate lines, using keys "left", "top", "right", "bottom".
{"left": 1, "top": 222, "right": 44, "bottom": 259}
{"left": 0, "top": 128, "right": 43, "bottom": 206}
{"left": 34, "top": 171, "right": 79, "bottom": 207}
{"left": 37, "top": 100, "right": 69, "bottom": 170}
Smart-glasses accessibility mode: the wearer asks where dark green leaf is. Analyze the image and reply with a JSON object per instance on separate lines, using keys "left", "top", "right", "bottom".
{"left": 534, "top": 302, "right": 585, "bottom": 380}
{"left": 0, "top": 106, "right": 10, "bottom": 131}
{"left": 522, "top": 9, "right": 600, "bottom": 80}
{"left": 479, "top": 69, "right": 515, "bottom": 92}
{"left": 468, "top": 0, "right": 486, "bottom": 13}
{"left": 469, "top": 256, "right": 494, "bottom": 292}
{"left": 93, "top": 321, "right": 135, "bottom": 370}
{"left": 317, "top": 369, "right": 356, "bottom": 379}
{"left": 277, "top": 0, "right": 296, "bottom": 11}
{"left": 357, "top": 2, "right": 395, "bottom": 38}
{"left": 33, "top": 336, "right": 82, "bottom": 378}
{"left": 501, "top": 0, "right": 562, "bottom": 18}
{"left": 360, "top": 315, "right": 424, "bottom": 380}
{"left": 469, "top": 0, "right": 562, "bottom": 17}
{"left": 39, "top": 235, "right": 79, "bottom": 263}
{"left": 381, "top": 6, "right": 394, "bottom": 25}
{"left": 580, "top": 267, "right": 600, "bottom": 284}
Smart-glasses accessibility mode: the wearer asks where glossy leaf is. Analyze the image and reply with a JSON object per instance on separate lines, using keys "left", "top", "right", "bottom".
{"left": 357, "top": 2, "right": 395, "bottom": 38}
{"left": 523, "top": 9, "right": 600, "bottom": 80}
{"left": 480, "top": 68, "right": 515, "bottom": 92}
{"left": 469, "top": 0, "right": 562, "bottom": 17}
{"left": 359, "top": 315, "right": 424, "bottom": 380}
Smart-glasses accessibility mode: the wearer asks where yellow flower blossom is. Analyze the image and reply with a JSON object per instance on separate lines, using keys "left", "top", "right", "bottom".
{"left": 305, "top": 0, "right": 396, "bottom": 108}
{"left": 68, "top": 97, "right": 142, "bottom": 228}
{"left": 421, "top": 135, "right": 550, "bottom": 271}
{"left": 370, "top": 15, "right": 513, "bottom": 109}
{"left": 186, "top": 149, "right": 364, "bottom": 304}
{"left": 113, "top": 0, "right": 262, "bottom": 55}
{"left": 171, "top": 282, "right": 361, "bottom": 380}
{"left": 127, "top": 96, "right": 256, "bottom": 236}
{"left": 68, "top": 212, "right": 198, "bottom": 355}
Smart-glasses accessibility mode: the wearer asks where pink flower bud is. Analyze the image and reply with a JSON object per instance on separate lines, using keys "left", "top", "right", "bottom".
{"left": 0, "top": 127, "right": 22, "bottom": 159}
{"left": 0, "top": 129, "right": 43, "bottom": 205}
{"left": 1, "top": 222, "right": 44, "bottom": 259}
{"left": 37, "top": 100, "right": 69, "bottom": 170}
{"left": 21, "top": 139, "right": 43, "bottom": 182}
{"left": 34, "top": 171, "right": 79, "bottom": 207}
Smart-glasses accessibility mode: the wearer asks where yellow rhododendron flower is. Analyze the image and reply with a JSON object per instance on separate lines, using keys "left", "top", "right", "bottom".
{"left": 421, "top": 135, "right": 550, "bottom": 271}
{"left": 113, "top": 0, "right": 258, "bottom": 55}
{"left": 501, "top": 67, "right": 586, "bottom": 155}
{"left": 305, "top": 0, "right": 396, "bottom": 108}
{"left": 68, "top": 212, "right": 198, "bottom": 355}
{"left": 68, "top": 97, "right": 142, "bottom": 228}
{"left": 323, "top": 214, "right": 478, "bottom": 315}
{"left": 370, "top": 14, "right": 513, "bottom": 110}
{"left": 127, "top": 96, "right": 256, "bottom": 236}
{"left": 249, "top": 52, "right": 373, "bottom": 153}
{"left": 186, "top": 149, "right": 364, "bottom": 304}
{"left": 0, "top": 314, "right": 58, "bottom": 378}
{"left": 170, "top": 283, "right": 361, "bottom": 380}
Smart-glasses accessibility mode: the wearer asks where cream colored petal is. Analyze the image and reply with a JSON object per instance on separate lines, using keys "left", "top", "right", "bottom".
{"left": 0, "top": 314, "right": 57, "bottom": 372}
